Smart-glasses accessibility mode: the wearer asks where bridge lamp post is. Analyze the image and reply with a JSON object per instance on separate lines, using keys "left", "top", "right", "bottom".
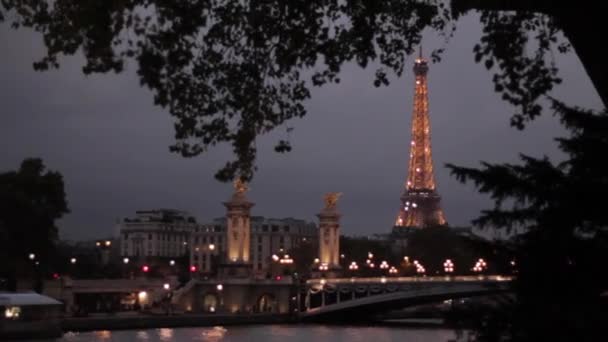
{"left": 379, "top": 261, "right": 389, "bottom": 270}
{"left": 416, "top": 265, "right": 426, "bottom": 275}
{"left": 389, "top": 266, "right": 398, "bottom": 276}
{"left": 443, "top": 259, "right": 454, "bottom": 276}
{"left": 472, "top": 258, "right": 487, "bottom": 277}
{"left": 348, "top": 262, "right": 359, "bottom": 272}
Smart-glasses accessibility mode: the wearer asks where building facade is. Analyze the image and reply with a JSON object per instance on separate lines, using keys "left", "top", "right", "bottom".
{"left": 118, "top": 209, "right": 317, "bottom": 275}
{"left": 119, "top": 209, "right": 197, "bottom": 259}
{"left": 190, "top": 216, "right": 317, "bottom": 275}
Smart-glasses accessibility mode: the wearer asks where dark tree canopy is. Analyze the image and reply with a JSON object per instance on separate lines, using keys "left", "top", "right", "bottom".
{"left": 2, "top": 0, "right": 605, "bottom": 181}
{"left": 0, "top": 158, "right": 69, "bottom": 290}
{"left": 447, "top": 101, "right": 608, "bottom": 340}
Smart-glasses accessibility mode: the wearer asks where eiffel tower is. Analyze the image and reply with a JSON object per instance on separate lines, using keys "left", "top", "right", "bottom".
{"left": 395, "top": 50, "right": 447, "bottom": 229}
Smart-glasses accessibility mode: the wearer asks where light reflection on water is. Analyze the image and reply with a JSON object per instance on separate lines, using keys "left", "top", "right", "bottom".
{"left": 47, "top": 325, "right": 457, "bottom": 341}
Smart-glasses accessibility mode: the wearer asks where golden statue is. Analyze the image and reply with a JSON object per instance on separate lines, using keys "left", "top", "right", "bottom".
{"left": 323, "top": 192, "right": 342, "bottom": 209}
{"left": 233, "top": 178, "right": 249, "bottom": 194}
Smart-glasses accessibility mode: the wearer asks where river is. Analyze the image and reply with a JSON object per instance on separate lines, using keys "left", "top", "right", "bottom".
{"left": 38, "top": 325, "right": 461, "bottom": 342}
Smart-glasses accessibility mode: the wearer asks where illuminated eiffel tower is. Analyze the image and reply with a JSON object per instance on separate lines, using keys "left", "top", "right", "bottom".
{"left": 395, "top": 50, "right": 447, "bottom": 229}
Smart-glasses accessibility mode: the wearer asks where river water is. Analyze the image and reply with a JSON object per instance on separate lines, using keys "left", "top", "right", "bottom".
{"left": 35, "top": 325, "right": 460, "bottom": 342}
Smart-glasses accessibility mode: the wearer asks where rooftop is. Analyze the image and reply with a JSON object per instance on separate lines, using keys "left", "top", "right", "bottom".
{"left": 0, "top": 292, "right": 62, "bottom": 306}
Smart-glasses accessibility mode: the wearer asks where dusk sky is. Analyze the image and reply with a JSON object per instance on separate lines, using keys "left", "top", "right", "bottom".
{"left": 0, "top": 14, "right": 603, "bottom": 241}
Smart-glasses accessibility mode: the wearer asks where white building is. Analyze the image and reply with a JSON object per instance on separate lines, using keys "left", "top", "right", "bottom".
{"left": 190, "top": 216, "right": 317, "bottom": 274}
{"left": 119, "top": 209, "right": 197, "bottom": 259}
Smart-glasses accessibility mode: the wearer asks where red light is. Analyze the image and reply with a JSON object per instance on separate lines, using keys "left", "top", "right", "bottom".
{"left": 142, "top": 265, "right": 149, "bottom": 273}
{"left": 52, "top": 273, "right": 60, "bottom": 279}
{"left": 190, "top": 266, "right": 197, "bottom": 272}
{"left": 275, "top": 275, "right": 282, "bottom": 281}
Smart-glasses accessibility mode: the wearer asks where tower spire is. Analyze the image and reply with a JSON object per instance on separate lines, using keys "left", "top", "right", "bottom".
{"left": 395, "top": 53, "right": 447, "bottom": 228}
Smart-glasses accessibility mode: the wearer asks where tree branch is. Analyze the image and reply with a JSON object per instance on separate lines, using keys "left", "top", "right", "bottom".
{"left": 451, "top": 0, "right": 555, "bottom": 18}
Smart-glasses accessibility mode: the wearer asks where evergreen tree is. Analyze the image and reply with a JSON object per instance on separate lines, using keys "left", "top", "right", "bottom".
{"left": 447, "top": 101, "right": 608, "bottom": 341}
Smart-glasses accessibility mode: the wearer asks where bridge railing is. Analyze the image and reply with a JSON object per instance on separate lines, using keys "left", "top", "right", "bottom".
{"left": 306, "top": 275, "right": 512, "bottom": 285}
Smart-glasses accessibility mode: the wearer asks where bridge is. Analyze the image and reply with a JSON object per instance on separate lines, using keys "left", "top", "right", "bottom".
{"left": 299, "top": 275, "right": 512, "bottom": 322}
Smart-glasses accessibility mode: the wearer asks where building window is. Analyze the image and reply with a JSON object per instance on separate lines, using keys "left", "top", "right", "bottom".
{"left": 262, "top": 225, "right": 269, "bottom": 232}
{"left": 258, "top": 245, "right": 262, "bottom": 252}
{"left": 271, "top": 225, "right": 279, "bottom": 232}
{"left": 258, "top": 236, "right": 262, "bottom": 243}
{"left": 203, "top": 237, "right": 207, "bottom": 244}
{"left": 283, "top": 226, "right": 290, "bottom": 232}
{"left": 279, "top": 236, "right": 284, "bottom": 243}
{"left": 148, "top": 233, "right": 152, "bottom": 240}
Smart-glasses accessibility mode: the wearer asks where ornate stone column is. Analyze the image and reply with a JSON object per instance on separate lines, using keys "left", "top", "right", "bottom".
{"left": 315, "top": 192, "right": 342, "bottom": 277}
{"left": 219, "top": 179, "right": 254, "bottom": 278}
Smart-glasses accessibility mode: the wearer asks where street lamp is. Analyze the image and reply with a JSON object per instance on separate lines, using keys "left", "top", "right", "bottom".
{"left": 163, "top": 283, "right": 170, "bottom": 290}
{"left": 368, "top": 252, "right": 374, "bottom": 259}
{"left": 414, "top": 260, "right": 426, "bottom": 275}
{"left": 389, "top": 266, "right": 398, "bottom": 275}
{"left": 216, "top": 284, "right": 223, "bottom": 291}
{"left": 279, "top": 255, "right": 294, "bottom": 264}
{"left": 379, "top": 261, "right": 389, "bottom": 269}
{"left": 169, "top": 260, "right": 175, "bottom": 266}
{"left": 319, "top": 263, "right": 329, "bottom": 271}
{"left": 443, "top": 259, "right": 454, "bottom": 274}
{"left": 70, "top": 257, "right": 77, "bottom": 264}
{"left": 209, "top": 244, "right": 215, "bottom": 251}
{"left": 472, "top": 258, "right": 487, "bottom": 273}
{"left": 28, "top": 253, "right": 35, "bottom": 261}
{"left": 123, "top": 257, "right": 130, "bottom": 264}
{"left": 348, "top": 262, "right": 359, "bottom": 271}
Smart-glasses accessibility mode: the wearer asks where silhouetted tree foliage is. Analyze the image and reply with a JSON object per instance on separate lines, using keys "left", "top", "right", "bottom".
{"left": 447, "top": 101, "right": 608, "bottom": 341}
{"left": 0, "top": 158, "right": 69, "bottom": 291}
{"left": 286, "top": 238, "right": 316, "bottom": 277}
{"left": 3, "top": 0, "right": 606, "bottom": 180}
{"left": 2, "top": 2, "right": 608, "bottom": 339}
